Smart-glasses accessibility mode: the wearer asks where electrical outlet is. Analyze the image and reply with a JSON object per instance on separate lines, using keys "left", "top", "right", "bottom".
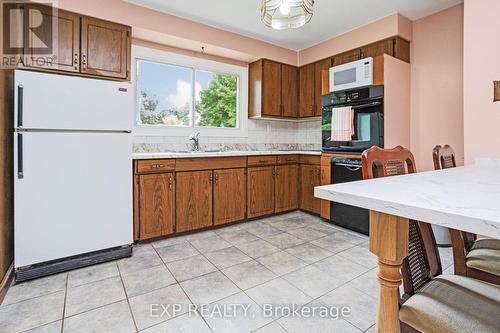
{"left": 494, "top": 81, "right": 500, "bottom": 102}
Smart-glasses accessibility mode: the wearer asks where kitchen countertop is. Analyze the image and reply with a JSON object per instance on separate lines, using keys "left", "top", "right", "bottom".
{"left": 132, "top": 150, "right": 322, "bottom": 159}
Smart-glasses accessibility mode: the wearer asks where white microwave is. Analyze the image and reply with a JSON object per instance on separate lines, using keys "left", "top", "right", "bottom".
{"left": 329, "top": 57, "right": 373, "bottom": 92}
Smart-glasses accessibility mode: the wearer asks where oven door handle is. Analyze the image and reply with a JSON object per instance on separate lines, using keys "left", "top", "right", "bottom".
{"left": 351, "top": 101, "right": 382, "bottom": 110}
{"left": 335, "top": 163, "right": 362, "bottom": 171}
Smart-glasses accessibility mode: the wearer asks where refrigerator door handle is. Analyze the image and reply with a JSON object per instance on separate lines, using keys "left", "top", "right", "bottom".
{"left": 17, "top": 133, "right": 24, "bottom": 179}
{"left": 17, "top": 84, "right": 24, "bottom": 128}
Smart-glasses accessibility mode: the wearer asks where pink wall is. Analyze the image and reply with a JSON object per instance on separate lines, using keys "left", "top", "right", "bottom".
{"left": 464, "top": 0, "right": 500, "bottom": 163}
{"left": 298, "top": 14, "right": 412, "bottom": 66}
{"left": 57, "top": 0, "right": 297, "bottom": 65}
{"left": 410, "top": 4, "right": 464, "bottom": 171}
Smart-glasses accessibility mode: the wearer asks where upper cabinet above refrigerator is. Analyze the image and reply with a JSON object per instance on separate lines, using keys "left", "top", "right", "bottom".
{"left": 19, "top": 3, "right": 131, "bottom": 81}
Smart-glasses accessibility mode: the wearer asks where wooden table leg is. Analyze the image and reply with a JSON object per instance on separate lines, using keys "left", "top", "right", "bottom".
{"left": 369, "top": 211, "right": 409, "bottom": 333}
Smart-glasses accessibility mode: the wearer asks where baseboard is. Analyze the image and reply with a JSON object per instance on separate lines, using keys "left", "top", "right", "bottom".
{"left": 0, "top": 262, "right": 14, "bottom": 305}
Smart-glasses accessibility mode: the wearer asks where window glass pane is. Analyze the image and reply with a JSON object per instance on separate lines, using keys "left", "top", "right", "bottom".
{"left": 195, "top": 70, "right": 238, "bottom": 128}
{"left": 137, "top": 60, "right": 192, "bottom": 126}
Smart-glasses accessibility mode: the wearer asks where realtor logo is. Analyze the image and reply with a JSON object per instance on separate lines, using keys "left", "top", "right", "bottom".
{"left": 1, "top": 0, "right": 58, "bottom": 68}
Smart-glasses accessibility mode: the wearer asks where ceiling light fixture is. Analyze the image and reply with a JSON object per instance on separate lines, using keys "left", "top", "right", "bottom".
{"left": 261, "top": 0, "right": 314, "bottom": 30}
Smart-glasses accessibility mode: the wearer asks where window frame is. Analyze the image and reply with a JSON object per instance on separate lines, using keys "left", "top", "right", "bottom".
{"left": 132, "top": 45, "right": 248, "bottom": 138}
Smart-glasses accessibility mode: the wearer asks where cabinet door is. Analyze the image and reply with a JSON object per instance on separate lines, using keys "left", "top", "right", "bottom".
{"left": 332, "top": 49, "right": 361, "bottom": 66}
{"left": 262, "top": 60, "right": 282, "bottom": 117}
{"left": 214, "top": 168, "right": 246, "bottom": 225}
{"left": 360, "top": 39, "right": 394, "bottom": 59}
{"left": 81, "top": 17, "right": 130, "bottom": 79}
{"left": 299, "top": 63, "right": 315, "bottom": 117}
{"left": 138, "top": 173, "right": 174, "bottom": 240}
{"left": 247, "top": 166, "right": 275, "bottom": 218}
{"left": 314, "top": 58, "right": 331, "bottom": 116}
{"left": 299, "top": 164, "right": 321, "bottom": 214}
{"left": 23, "top": 4, "right": 80, "bottom": 72}
{"left": 320, "top": 155, "right": 332, "bottom": 219}
{"left": 281, "top": 64, "right": 298, "bottom": 117}
{"left": 275, "top": 164, "right": 299, "bottom": 213}
{"left": 176, "top": 171, "right": 213, "bottom": 233}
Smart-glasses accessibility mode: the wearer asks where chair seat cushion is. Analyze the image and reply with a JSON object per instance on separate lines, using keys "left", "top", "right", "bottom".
{"left": 399, "top": 274, "right": 500, "bottom": 333}
{"left": 466, "top": 247, "right": 500, "bottom": 276}
{"left": 472, "top": 238, "right": 500, "bottom": 251}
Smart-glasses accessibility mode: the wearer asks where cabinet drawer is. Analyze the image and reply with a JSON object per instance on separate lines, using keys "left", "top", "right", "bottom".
{"left": 136, "top": 160, "right": 175, "bottom": 174}
{"left": 277, "top": 155, "right": 299, "bottom": 164}
{"left": 299, "top": 155, "right": 320, "bottom": 165}
{"left": 248, "top": 156, "right": 277, "bottom": 166}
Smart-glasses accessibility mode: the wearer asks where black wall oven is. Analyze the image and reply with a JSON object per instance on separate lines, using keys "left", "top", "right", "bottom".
{"left": 322, "top": 85, "right": 384, "bottom": 153}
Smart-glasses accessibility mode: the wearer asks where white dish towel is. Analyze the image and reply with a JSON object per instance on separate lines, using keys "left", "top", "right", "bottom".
{"left": 331, "top": 106, "right": 354, "bottom": 142}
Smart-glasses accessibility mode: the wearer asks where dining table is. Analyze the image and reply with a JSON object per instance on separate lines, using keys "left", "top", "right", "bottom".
{"left": 314, "top": 158, "right": 500, "bottom": 333}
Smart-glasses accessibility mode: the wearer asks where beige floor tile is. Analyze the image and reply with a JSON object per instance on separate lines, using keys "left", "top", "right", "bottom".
{"left": 313, "top": 255, "right": 370, "bottom": 286}
{"left": 245, "top": 278, "right": 312, "bottom": 310}
{"left": 189, "top": 235, "right": 232, "bottom": 253}
{"left": 166, "top": 255, "right": 217, "bottom": 282}
{"left": 118, "top": 245, "right": 163, "bottom": 275}
{"left": 318, "top": 285, "right": 377, "bottom": 331}
{"left": 253, "top": 321, "right": 288, "bottom": 333}
{"left": 234, "top": 239, "right": 280, "bottom": 259}
{"left": 338, "top": 245, "right": 378, "bottom": 269}
{"left": 285, "top": 242, "right": 333, "bottom": 264}
{"left": 122, "top": 265, "right": 176, "bottom": 297}
{"left": 257, "top": 251, "right": 307, "bottom": 276}
{"left": 129, "top": 284, "right": 191, "bottom": 331}
{"left": 282, "top": 265, "right": 337, "bottom": 298}
{"left": 286, "top": 227, "right": 328, "bottom": 241}
{"left": 65, "top": 276, "right": 126, "bottom": 317}
{"left": 278, "top": 312, "right": 361, "bottom": 333}
{"left": 67, "top": 262, "right": 119, "bottom": 288}
{"left": 63, "top": 300, "right": 136, "bottom": 333}
{"left": 2, "top": 273, "right": 67, "bottom": 306}
{"left": 23, "top": 320, "right": 62, "bottom": 333}
{"left": 345, "top": 269, "right": 379, "bottom": 299}
{"left": 310, "top": 234, "right": 357, "bottom": 253}
{"left": 222, "top": 260, "right": 277, "bottom": 290}
{"left": 180, "top": 271, "right": 239, "bottom": 304}
{"left": 202, "top": 292, "right": 273, "bottom": 333}
{"left": 262, "top": 233, "right": 306, "bottom": 250}
{"left": 218, "top": 230, "right": 259, "bottom": 245}
{"left": 156, "top": 242, "right": 200, "bottom": 263}
{"left": 204, "top": 246, "right": 252, "bottom": 269}
{"left": 246, "top": 224, "right": 282, "bottom": 238}
{"left": 0, "top": 291, "right": 65, "bottom": 333}
{"left": 139, "top": 313, "right": 211, "bottom": 333}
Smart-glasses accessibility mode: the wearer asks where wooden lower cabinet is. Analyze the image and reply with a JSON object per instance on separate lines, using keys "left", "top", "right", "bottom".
{"left": 320, "top": 154, "right": 333, "bottom": 220}
{"left": 247, "top": 166, "right": 275, "bottom": 218}
{"left": 175, "top": 171, "right": 213, "bottom": 233}
{"left": 137, "top": 173, "right": 174, "bottom": 240}
{"left": 299, "top": 164, "right": 321, "bottom": 214}
{"left": 214, "top": 168, "right": 246, "bottom": 225}
{"left": 275, "top": 164, "right": 299, "bottom": 213}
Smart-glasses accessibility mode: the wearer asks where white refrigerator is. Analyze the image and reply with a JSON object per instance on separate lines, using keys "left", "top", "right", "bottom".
{"left": 13, "top": 70, "right": 133, "bottom": 281}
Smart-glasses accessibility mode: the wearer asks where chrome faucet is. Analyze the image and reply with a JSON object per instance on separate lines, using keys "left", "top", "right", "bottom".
{"left": 189, "top": 132, "right": 200, "bottom": 151}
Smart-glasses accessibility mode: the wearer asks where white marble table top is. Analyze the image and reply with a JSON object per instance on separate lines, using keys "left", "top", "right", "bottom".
{"left": 132, "top": 150, "right": 322, "bottom": 159}
{"left": 315, "top": 162, "right": 500, "bottom": 239}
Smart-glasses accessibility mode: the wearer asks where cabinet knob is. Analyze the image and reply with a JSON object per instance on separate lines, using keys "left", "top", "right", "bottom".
{"left": 81, "top": 55, "right": 87, "bottom": 71}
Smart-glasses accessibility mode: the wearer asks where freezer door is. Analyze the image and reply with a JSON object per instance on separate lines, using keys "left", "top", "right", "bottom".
{"left": 14, "top": 70, "right": 133, "bottom": 131}
{"left": 14, "top": 132, "right": 132, "bottom": 268}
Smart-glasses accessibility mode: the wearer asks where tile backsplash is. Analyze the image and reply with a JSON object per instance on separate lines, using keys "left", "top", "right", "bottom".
{"left": 133, "top": 119, "right": 322, "bottom": 153}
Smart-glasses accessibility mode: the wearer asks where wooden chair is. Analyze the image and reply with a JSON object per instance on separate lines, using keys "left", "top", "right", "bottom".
{"left": 362, "top": 146, "right": 500, "bottom": 333}
{"left": 433, "top": 144, "right": 500, "bottom": 285}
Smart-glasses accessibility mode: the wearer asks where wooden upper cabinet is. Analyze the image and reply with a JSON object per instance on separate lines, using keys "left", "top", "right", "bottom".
{"left": 81, "top": 17, "right": 130, "bottom": 79}
{"left": 314, "top": 58, "right": 331, "bottom": 116}
{"left": 23, "top": 4, "right": 80, "bottom": 72}
{"left": 213, "top": 168, "right": 246, "bottom": 225}
{"left": 138, "top": 173, "right": 174, "bottom": 240}
{"left": 262, "top": 60, "right": 282, "bottom": 117}
{"left": 299, "top": 164, "right": 321, "bottom": 214}
{"left": 333, "top": 49, "right": 361, "bottom": 66}
{"left": 394, "top": 37, "right": 411, "bottom": 63}
{"left": 281, "top": 64, "right": 298, "bottom": 117}
{"left": 299, "top": 63, "right": 315, "bottom": 117}
{"left": 275, "top": 164, "right": 299, "bottom": 213}
{"left": 247, "top": 166, "right": 275, "bottom": 218}
{"left": 360, "top": 39, "right": 394, "bottom": 59}
{"left": 175, "top": 171, "right": 213, "bottom": 233}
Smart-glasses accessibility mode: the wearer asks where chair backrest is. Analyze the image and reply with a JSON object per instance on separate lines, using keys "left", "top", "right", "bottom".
{"left": 433, "top": 145, "right": 456, "bottom": 170}
{"left": 361, "top": 146, "right": 442, "bottom": 299}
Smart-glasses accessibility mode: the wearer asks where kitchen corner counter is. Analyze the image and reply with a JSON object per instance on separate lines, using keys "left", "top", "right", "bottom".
{"left": 132, "top": 150, "right": 322, "bottom": 159}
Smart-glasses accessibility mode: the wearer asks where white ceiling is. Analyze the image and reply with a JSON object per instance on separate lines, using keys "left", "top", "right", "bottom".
{"left": 126, "top": 0, "right": 463, "bottom": 50}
